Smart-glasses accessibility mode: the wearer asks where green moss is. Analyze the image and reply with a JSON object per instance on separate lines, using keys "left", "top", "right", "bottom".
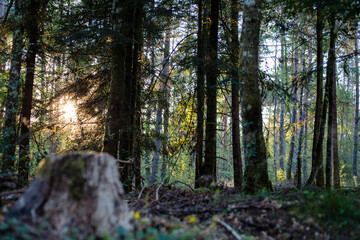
{"left": 38, "top": 154, "right": 87, "bottom": 200}
{"left": 63, "top": 155, "right": 86, "bottom": 200}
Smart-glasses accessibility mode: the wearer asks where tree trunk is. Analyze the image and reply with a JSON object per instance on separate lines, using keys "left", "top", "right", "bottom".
{"left": 306, "top": 4, "right": 326, "bottom": 187}
{"left": 296, "top": 87, "right": 304, "bottom": 189}
{"left": 1, "top": 0, "right": 24, "bottom": 172}
{"left": 303, "top": 33, "right": 312, "bottom": 182}
{"left": 202, "top": 0, "right": 219, "bottom": 185}
{"left": 18, "top": 0, "right": 49, "bottom": 187}
{"left": 150, "top": 101, "right": 162, "bottom": 185}
{"left": 132, "top": 1, "right": 144, "bottom": 189}
{"left": 240, "top": 0, "right": 271, "bottom": 194}
{"left": 103, "top": 1, "right": 135, "bottom": 192}
{"left": 230, "top": 0, "right": 242, "bottom": 190}
{"left": 353, "top": 23, "right": 359, "bottom": 187}
{"left": 103, "top": 0, "right": 126, "bottom": 158}
{"left": 161, "top": 29, "right": 171, "bottom": 182}
{"left": 332, "top": 61, "right": 340, "bottom": 189}
{"left": 195, "top": 0, "right": 206, "bottom": 188}
{"left": 287, "top": 35, "right": 299, "bottom": 182}
{"left": 7, "top": 152, "right": 132, "bottom": 239}
{"left": 0, "top": 0, "right": 6, "bottom": 72}
{"left": 278, "top": 25, "right": 286, "bottom": 172}
{"left": 273, "top": 99, "right": 278, "bottom": 183}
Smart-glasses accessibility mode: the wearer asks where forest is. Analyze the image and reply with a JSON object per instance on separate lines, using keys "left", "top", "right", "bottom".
{"left": 1, "top": 0, "right": 360, "bottom": 239}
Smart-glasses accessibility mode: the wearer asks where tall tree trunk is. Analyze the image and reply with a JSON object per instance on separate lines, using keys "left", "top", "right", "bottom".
{"left": 278, "top": 26, "right": 286, "bottom": 172}
{"left": 144, "top": 108, "right": 152, "bottom": 182}
{"left": 103, "top": 1, "right": 135, "bottom": 192}
{"left": 150, "top": 101, "right": 162, "bottom": 184}
{"left": 222, "top": 114, "right": 227, "bottom": 179}
{"left": 120, "top": 3, "right": 136, "bottom": 192}
{"left": 161, "top": 29, "right": 171, "bottom": 181}
{"left": 228, "top": 117, "right": 232, "bottom": 181}
{"left": 1, "top": 0, "right": 24, "bottom": 172}
{"left": 307, "top": 4, "right": 326, "bottom": 187}
{"left": 230, "top": 0, "right": 242, "bottom": 190}
{"left": 332, "top": 61, "right": 340, "bottom": 189}
{"left": 103, "top": 0, "right": 126, "bottom": 158}
{"left": 202, "top": 0, "right": 219, "bottom": 185}
{"left": 296, "top": 87, "right": 304, "bottom": 189}
{"left": 287, "top": 34, "right": 299, "bottom": 182}
{"left": 195, "top": 0, "right": 206, "bottom": 188}
{"left": 18, "top": 0, "right": 49, "bottom": 187}
{"left": 132, "top": 1, "right": 144, "bottom": 189}
{"left": 0, "top": 0, "right": 6, "bottom": 72}
{"left": 240, "top": 0, "right": 271, "bottom": 194}
{"left": 325, "top": 13, "right": 337, "bottom": 190}
{"left": 303, "top": 32, "right": 312, "bottom": 182}
{"left": 273, "top": 99, "right": 277, "bottom": 183}
{"left": 352, "top": 23, "right": 359, "bottom": 187}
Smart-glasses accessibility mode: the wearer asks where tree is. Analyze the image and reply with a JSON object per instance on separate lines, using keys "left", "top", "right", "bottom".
{"left": 239, "top": 0, "right": 271, "bottom": 194}
{"left": 230, "top": 0, "right": 242, "bottom": 190}
{"left": 18, "top": 0, "right": 49, "bottom": 187}
{"left": 1, "top": 0, "right": 24, "bottom": 172}
{"left": 201, "top": 0, "right": 219, "bottom": 185}
{"left": 352, "top": 22, "right": 359, "bottom": 187}
{"left": 103, "top": 0, "right": 136, "bottom": 191}
{"left": 286, "top": 31, "right": 299, "bottom": 182}
{"left": 307, "top": 3, "right": 326, "bottom": 187}
{"left": 195, "top": 0, "right": 206, "bottom": 188}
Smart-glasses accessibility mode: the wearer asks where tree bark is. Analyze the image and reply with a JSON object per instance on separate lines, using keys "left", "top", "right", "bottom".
{"left": 195, "top": 0, "right": 207, "bottom": 188}
{"left": 161, "top": 29, "right": 171, "bottom": 182}
{"left": 132, "top": 1, "right": 144, "bottom": 189}
{"left": 278, "top": 26, "right": 286, "bottom": 172}
{"left": 307, "top": 4, "right": 326, "bottom": 187}
{"left": 7, "top": 152, "right": 132, "bottom": 239}
{"left": 230, "top": 0, "right": 242, "bottom": 190}
{"left": 150, "top": 101, "right": 162, "bottom": 184}
{"left": 296, "top": 87, "right": 304, "bottom": 189}
{"left": 1, "top": 0, "right": 24, "bottom": 172}
{"left": 103, "top": 1, "right": 135, "bottom": 192}
{"left": 202, "top": 0, "right": 219, "bottom": 185}
{"left": 352, "top": 23, "right": 359, "bottom": 187}
{"left": 287, "top": 34, "right": 299, "bottom": 182}
{"left": 103, "top": 0, "right": 125, "bottom": 158}
{"left": 273, "top": 99, "right": 278, "bottom": 183}
{"left": 18, "top": 0, "right": 49, "bottom": 187}
{"left": 240, "top": 0, "right": 271, "bottom": 194}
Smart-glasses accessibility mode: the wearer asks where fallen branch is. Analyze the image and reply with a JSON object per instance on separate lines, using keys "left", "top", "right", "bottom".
{"left": 116, "top": 159, "right": 134, "bottom": 164}
{"left": 156, "top": 183, "right": 164, "bottom": 201}
{"left": 138, "top": 186, "right": 146, "bottom": 200}
{"left": 218, "top": 220, "right": 243, "bottom": 240}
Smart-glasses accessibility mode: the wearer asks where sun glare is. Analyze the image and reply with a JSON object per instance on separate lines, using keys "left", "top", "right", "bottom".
{"left": 62, "top": 101, "right": 77, "bottom": 121}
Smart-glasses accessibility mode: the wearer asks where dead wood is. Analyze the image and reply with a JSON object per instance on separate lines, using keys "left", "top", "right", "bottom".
{"left": 6, "top": 152, "right": 132, "bottom": 239}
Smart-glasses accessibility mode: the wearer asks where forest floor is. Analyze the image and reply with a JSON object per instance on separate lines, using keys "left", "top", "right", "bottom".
{"left": 1, "top": 183, "right": 360, "bottom": 239}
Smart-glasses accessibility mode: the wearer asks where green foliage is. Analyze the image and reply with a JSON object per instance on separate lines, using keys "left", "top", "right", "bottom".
{"left": 293, "top": 190, "right": 360, "bottom": 233}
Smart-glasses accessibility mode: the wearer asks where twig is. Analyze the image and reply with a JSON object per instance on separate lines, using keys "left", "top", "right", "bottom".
{"left": 138, "top": 186, "right": 146, "bottom": 200}
{"left": 0, "top": 0, "right": 14, "bottom": 25}
{"left": 218, "top": 220, "right": 243, "bottom": 240}
{"left": 156, "top": 183, "right": 164, "bottom": 201}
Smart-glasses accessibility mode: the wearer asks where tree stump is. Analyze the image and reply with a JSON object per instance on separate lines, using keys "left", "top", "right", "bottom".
{"left": 6, "top": 152, "right": 132, "bottom": 239}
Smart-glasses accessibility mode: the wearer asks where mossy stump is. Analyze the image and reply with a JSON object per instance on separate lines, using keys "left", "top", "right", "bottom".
{"left": 7, "top": 152, "right": 132, "bottom": 239}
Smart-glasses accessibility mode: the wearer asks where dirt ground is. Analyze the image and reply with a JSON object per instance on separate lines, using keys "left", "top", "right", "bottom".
{"left": 1, "top": 182, "right": 360, "bottom": 239}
